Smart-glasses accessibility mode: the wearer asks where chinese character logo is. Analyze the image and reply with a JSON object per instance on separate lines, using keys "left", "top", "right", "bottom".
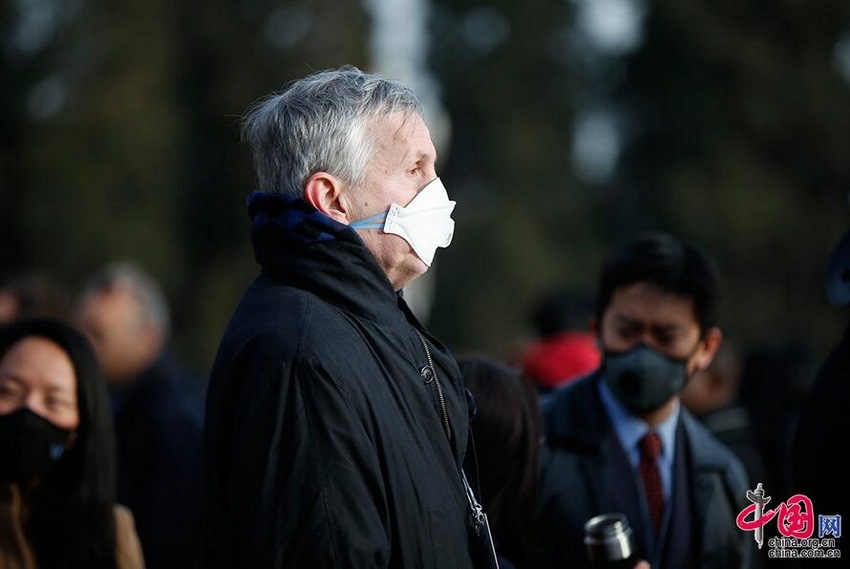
{"left": 736, "top": 483, "right": 815, "bottom": 547}
{"left": 819, "top": 515, "right": 842, "bottom": 539}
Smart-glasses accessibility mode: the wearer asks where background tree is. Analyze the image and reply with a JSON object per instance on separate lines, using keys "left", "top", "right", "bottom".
{"left": 2, "top": 0, "right": 849, "bottom": 373}
{"left": 613, "top": 0, "right": 850, "bottom": 356}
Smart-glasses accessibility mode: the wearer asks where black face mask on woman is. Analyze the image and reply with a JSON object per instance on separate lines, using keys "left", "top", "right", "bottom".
{"left": 0, "top": 407, "right": 73, "bottom": 483}
{"left": 602, "top": 343, "right": 696, "bottom": 415}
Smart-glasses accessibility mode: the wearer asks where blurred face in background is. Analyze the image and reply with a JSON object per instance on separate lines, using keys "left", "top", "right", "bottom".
{"left": 76, "top": 287, "right": 161, "bottom": 386}
{"left": 0, "top": 290, "right": 18, "bottom": 324}
{"left": 0, "top": 336, "right": 80, "bottom": 430}
{"left": 594, "top": 281, "right": 721, "bottom": 423}
{"left": 597, "top": 282, "right": 718, "bottom": 377}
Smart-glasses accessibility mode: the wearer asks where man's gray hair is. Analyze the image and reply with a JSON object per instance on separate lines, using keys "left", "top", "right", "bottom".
{"left": 242, "top": 65, "right": 424, "bottom": 197}
{"left": 82, "top": 261, "right": 170, "bottom": 336}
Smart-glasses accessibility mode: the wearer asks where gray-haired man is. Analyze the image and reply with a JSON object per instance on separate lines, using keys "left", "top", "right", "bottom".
{"left": 204, "top": 66, "right": 487, "bottom": 568}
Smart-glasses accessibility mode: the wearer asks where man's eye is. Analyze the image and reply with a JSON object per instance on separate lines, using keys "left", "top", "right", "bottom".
{"left": 0, "top": 384, "right": 20, "bottom": 398}
{"left": 48, "top": 398, "right": 73, "bottom": 410}
{"left": 660, "top": 331, "right": 684, "bottom": 346}
{"left": 617, "top": 327, "right": 637, "bottom": 338}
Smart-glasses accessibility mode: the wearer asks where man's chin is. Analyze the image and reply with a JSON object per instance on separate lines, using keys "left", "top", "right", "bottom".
{"left": 412, "top": 256, "right": 431, "bottom": 279}
{"left": 390, "top": 258, "right": 429, "bottom": 291}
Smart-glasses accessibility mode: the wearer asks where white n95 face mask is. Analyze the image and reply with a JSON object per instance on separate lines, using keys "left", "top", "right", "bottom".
{"left": 350, "top": 177, "right": 456, "bottom": 266}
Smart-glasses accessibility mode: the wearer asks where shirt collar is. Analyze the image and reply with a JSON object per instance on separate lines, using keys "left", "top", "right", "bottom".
{"left": 598, "top": 379, "right": 679, "bottom": 459}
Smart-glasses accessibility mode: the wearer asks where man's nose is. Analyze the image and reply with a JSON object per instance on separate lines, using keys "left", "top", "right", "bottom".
{"left": 639, "top": 333, "right": 664, "bottom": 352}
{"left": 22, "top": 396, "right": 43, "bottom": 415}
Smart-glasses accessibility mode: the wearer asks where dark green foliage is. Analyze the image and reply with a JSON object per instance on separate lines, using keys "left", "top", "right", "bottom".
{"left": 2, "top": 0, "right": 848, "bottom": 369}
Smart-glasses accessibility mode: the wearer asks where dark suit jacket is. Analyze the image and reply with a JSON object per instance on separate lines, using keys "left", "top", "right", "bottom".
{"left": 113, "top": 350, "right": 207, "bottom": 569}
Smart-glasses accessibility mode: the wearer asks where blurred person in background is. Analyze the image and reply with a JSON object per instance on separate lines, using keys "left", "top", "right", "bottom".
{"left": 0, "top": 318, "right": 145, "bottom": 569}
{"left": 0, "top": 272, "right": 71, "bottom": 325}
{"left": 204, "top": 66, "right": 491, "bottom": 569}
{"left": 76, "top": 262, "right": 205, "bottom": 569}
{"left": 458, "top": 353, "right": 650, "bottom": 569}
{"left": 791, "top": 228, "right": 850, "bottom": 532}
{"left": 679, "top": 341, "right": 767, "bottom": 490}
{"left": 520, "top": 288, "right": 600, "bottom": 397}
{"left": 538, "top": 231, "right": 751, "bottom": 569}
{"left": 457, "top": 354, "right": 544, "bottom": 569}
{"left": 738, "top": 340, "right": 816, "bottom": 503}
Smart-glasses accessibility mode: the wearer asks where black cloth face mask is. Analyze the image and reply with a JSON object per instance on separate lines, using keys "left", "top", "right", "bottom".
{"left": 0, "top": 407, "right": 73, "bottom": 483}
{"left": 602, "top": 343, "right": 695, "bottom": 415}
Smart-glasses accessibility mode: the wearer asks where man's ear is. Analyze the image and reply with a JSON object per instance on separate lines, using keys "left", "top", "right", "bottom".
{"left": 692, "top": 327, "right": 723, "bottom": 372}
{"left": 304, "top": 172, "right": 350, "bottom": 223}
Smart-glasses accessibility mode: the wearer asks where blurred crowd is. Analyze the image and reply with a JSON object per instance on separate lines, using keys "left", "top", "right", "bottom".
{"left": 0, "top": 263, "right": 206, "bottom": 569}
{"left": 516, "top": 285, "right": 818, "bottom": 506}
{"left": 1, "top": 228, "right": 842, "bottom": 569}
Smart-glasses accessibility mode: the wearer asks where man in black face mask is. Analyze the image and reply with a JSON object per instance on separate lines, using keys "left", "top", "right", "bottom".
{"left": 537, "top": 231, "right": 752, "bottom": 569}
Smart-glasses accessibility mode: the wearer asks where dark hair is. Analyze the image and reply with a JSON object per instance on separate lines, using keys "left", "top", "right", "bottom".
{"left": 0, "top": 318, "right": 117, "bottom": 569}
{"left": 595, "top": 231, "right": 721, "bottom": 334}
{"left": 459, "top": 354, "right": 542, "bottom": 569}
{"left": 0, "top": 272, "right": 71, "bottom": 322}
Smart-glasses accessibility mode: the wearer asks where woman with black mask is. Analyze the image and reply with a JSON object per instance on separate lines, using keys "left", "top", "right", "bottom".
{"left": 0, "top": 318, "right": 145, "bottom": 569}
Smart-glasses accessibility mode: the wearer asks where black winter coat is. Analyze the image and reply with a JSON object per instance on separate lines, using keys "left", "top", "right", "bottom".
{"left": 204, "top": 194, "right": 477, "bottom": 569}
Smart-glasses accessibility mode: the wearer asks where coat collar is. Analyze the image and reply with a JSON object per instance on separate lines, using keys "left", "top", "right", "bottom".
{"left": 680, "top": 411, "right": 737, "bottom": 473}
{"left": 248, "top": 191, "right": 404, "bottom": 325}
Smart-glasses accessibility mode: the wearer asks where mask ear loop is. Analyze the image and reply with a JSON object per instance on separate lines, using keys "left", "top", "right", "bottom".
{"left": 349, "top": 212, "right": 388, "bottom": 230}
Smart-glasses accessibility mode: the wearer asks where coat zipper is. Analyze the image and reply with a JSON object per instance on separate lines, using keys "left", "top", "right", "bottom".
{"left": 415, "top": 329, "right": 452, "bottom": 443}
{"left": 413, "top": 329, "right": 488, "bottom": 538}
